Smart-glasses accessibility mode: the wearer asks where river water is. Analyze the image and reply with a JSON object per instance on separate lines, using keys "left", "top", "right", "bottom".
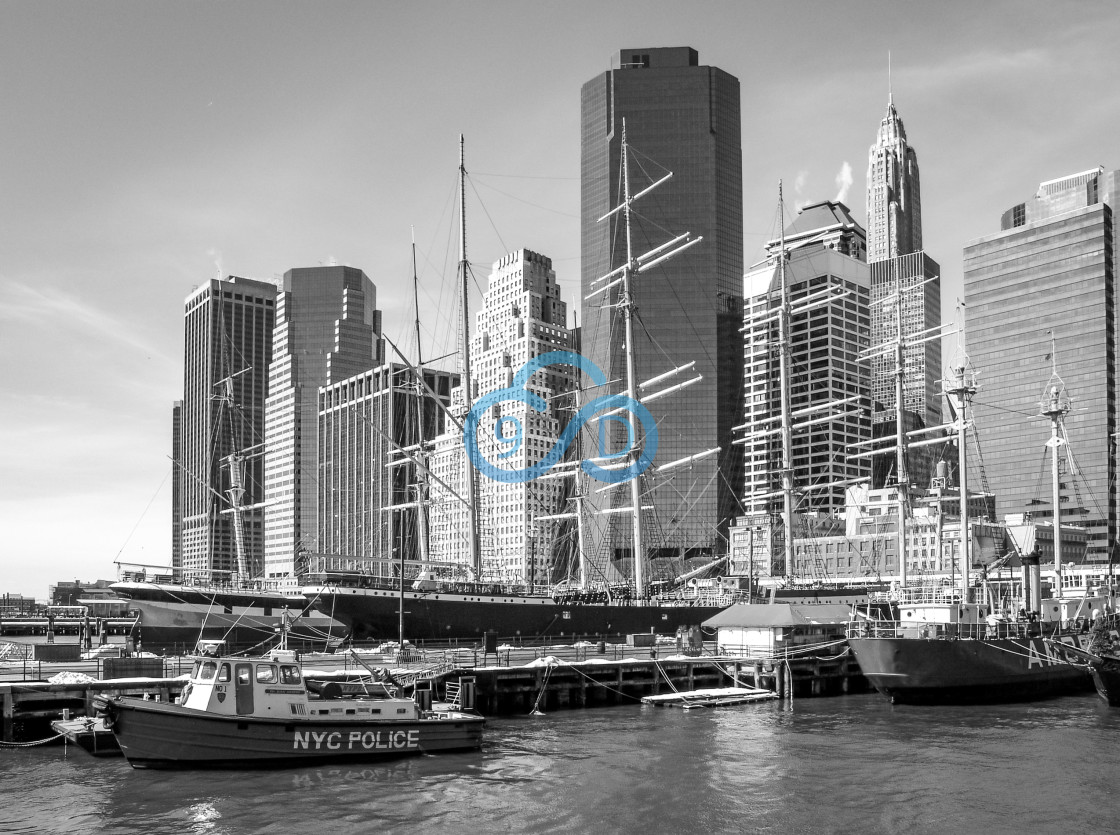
{"left": 3, "top": 692, "right": 1119, "bottom": 835}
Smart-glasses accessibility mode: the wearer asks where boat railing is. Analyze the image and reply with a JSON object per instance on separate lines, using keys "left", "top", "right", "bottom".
{"left": 846, "top": 617, "right": 1097, "bottom": 641}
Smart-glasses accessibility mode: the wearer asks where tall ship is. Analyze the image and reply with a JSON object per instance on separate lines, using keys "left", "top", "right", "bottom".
{"left": 302, "top": 132, "right": 746, "bottom": 643}
{"left": 847, "top": 340, "right": 1116, "bottom": 704}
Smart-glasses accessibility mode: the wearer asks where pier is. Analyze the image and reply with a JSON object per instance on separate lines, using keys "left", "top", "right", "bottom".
{"left": 0, "top": 641, "right": 872, "bottom": 741}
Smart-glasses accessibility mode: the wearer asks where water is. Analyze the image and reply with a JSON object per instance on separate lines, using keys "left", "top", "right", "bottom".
{"left": 3, "top": 693, "right": 1120, "bottom": 834}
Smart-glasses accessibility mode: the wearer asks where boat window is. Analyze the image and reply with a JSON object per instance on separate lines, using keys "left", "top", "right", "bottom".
{"left": 280, "top": 665, "right": 301, "bottom": 685}
{"left": 199, "top": 661, "right": 218, "bottom": 681}
{"left": 236, "top": 666, "right": 251, "bottom": 686}
{"left": 255, "top": 664, "right": 277, "bottom": 684}
{"left": 191, "top": 661, "right": 201, "bottom": 679}
{"left": 218, "top": 664, "right": 231, "bottom": 682}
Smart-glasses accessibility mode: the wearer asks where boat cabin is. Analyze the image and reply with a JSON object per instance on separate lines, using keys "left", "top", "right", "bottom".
{"left": 179, "top": 642, "right": 420, "bottom": 722}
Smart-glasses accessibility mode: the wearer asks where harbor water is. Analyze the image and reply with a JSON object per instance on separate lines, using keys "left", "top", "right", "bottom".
{"left": 3, "top": 693, "right": 1119, "bottom": 834}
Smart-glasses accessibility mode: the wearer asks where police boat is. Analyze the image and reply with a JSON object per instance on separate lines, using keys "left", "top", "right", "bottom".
{"left": 93, "top": 640, "right": 484, "bottom": 769}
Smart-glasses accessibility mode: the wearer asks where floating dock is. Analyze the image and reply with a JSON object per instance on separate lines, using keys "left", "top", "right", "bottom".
{"left": 50, "top": 716, "right": 120, "bottom": 756}
{"left": 641, "top": 686, "right": 778, "bottom": 709}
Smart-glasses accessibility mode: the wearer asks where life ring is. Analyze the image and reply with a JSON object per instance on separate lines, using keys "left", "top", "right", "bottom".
{"left": 180, "top": 683, "right": 193, "bottom": 704}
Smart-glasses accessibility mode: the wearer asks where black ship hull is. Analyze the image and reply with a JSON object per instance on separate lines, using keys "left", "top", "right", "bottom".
{"left": 848, "top": 633, "right": 1095, "bottom": 705}
{"left": 304, "top": 584, "right": 728, "bottom": 642}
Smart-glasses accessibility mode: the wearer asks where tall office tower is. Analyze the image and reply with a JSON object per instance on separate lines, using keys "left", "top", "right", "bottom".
{"left": 179, "top": 276, "right": 276, "bottom": 582}
{"left": 263, "top": 266, "right": 384, "bottom": 583}
{"left": 866, "top": 94, "right": 922, "bottom": 262}
{"left": 731, "top": 202, "right": 871, "bottom": 576}
{"left": 428, "top": 249, "right": 576, "bottom": 582}
{"left": 581, "top": 47, "right": 744, "bottom": 565}
{"left": 315, "top": 363, "right": 456, "bottom": 575}
{"left": 964, "top": 167, "right": 1120, "bottom": 561}
{"left": 865, "top": 95, "right": 941, "bottom": 488}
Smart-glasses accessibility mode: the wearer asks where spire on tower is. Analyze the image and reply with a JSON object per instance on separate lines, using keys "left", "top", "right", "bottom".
{"left": 888, "top": 50, "right": 893, "bottom": 105}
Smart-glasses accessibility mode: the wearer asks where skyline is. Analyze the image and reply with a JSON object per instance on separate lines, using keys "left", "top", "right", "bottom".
{"left": 3, "top": 1, "right": 1119, "bottom": 596}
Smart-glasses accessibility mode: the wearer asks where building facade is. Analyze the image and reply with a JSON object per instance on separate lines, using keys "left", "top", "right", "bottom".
{"left": 313, "top": 363, "right": 456, "bottom": 577}
{"left": 178, "top": 276, "right": 276, "bottom": 582}
{"left": 866, "top": 96, "right": 922, "bottom": 263}
{"left": 963, "top": 167, "right": 1120, "bottom": 561}
{"left": 263, "top": 266, "right": 384, "bottom": 583}
{"left": 865, "top": 96, "right": 942, "bottom": 488}
{"left": 429, "top": 249, "right": 576, "bottom": 584}
{"left": 580, "top": 46, "right": 744, "bottom": 566}
{"left": 733, "top": 201, "right": 872, "bottom": 578}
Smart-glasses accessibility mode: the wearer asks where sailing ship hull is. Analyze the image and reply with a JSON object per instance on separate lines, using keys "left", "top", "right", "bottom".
{"left": 847, "top": 634, "right": 1095, "bottom": 704}
{"left": 304, "top": 584, "right": 728, "bottom": 642}
{"left": 103, "top": 697, "right": 484, "bottom": 769}
{"left": 110, "top": 582, "right": 344, "bottom": 653}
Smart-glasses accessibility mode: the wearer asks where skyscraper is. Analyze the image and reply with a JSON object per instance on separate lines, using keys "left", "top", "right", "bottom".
{"left": 178, "top": 276, "right": 276, "bottom": 582}
{"left": 263, "top": 266, "right": 384, "bottom": 583}
{"left": 964, "top": 167, "right": 1120, "bottom": 560}
{"left": 865, "top": 95, "right": 941, "bottom": 489}
{"left": 733, "top": 201, "right": 871, "bottom": 577}
{"left": 866, "top": 95, "right": 922, "bottom": 263}
{"left": 315, "top": 362, "right": 456, "bottom": 574}
{"left": 429, "top": 249, "right": 575, "bottom": 583}
{"left": 580, "top": 47, "right": 743, "bottom": 565}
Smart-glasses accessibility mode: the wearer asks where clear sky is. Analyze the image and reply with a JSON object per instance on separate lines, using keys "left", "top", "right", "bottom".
{"left": 2, "top": 1, "right": 1118, "bottom": 598}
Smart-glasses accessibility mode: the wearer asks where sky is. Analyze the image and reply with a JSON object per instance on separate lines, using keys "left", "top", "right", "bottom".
{"left": 2, "top": 0, "right": 1118, "bottom": 598}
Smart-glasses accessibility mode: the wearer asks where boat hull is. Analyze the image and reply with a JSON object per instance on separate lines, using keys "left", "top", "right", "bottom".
{"left": 110, "top": 582, "right": 344, "bottom": 653}
{"left": 105, "top": 697, "right": 484, "bottom": 769}
{"left": 304, "top": 584, "right": 728, "bottom": 642}
{"left": 848, "top": 634, "right": 1095, "bottom": 704}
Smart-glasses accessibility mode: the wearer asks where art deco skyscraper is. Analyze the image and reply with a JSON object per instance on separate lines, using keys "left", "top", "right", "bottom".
{"left": 866, "top": 94, "right": 941, "bottom": 488}
{"left": 964, "top": 167, "right": 1120, "bottom": 561}
{"left": 178, "top": 276, "right": 276, "bottom": 581}
{"left": 866, "top": 94, "right": 921, "bottom": 262}
{"left": 263, "top": 266, "right": 384, "bottom": 583}
{"left": 580, "top": 47, "right": 743, "bottom": 566}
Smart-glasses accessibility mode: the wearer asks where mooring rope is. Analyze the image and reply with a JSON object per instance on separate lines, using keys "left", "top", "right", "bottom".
{"left": 0, "top": 732, "right": 66, "bottom": 748}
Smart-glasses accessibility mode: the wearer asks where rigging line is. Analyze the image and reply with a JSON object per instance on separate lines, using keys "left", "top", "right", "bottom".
{"left": 472, "top": 171, "right": 579, "bottom": 181}
{"left": 114, "top": 466, "right": 172, "bottom": 561}
{"left": 470, "top": 178, "right": 579, "bottom": 220}
{"left": 464, "top": 172, "right": 508, "bottom": 255}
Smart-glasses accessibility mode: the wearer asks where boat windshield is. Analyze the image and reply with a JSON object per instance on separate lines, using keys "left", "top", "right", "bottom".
{"left": 280, "top": 665, "right": 301, "bottom": 685}
{"left": 195, "top": 661, "right": 218, "bottom": 682}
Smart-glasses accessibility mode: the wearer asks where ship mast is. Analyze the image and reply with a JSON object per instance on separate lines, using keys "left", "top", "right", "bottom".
{"left": 1040, "top": 334, "right": 1069, "bottom": 599}
{"left": 944, "top": 363, "right": 976, "bottom": 599}
{"left": 458, "top": 135, "right": 482, "bottom": 579}
{"left": 587, "top": 120, "right": 703, "bottom": 598}
{"left": 776, "top": 183, "right": 796, "bottom": 577}
{"left": 618, "top": 125, "right": 646, "bottom": 595}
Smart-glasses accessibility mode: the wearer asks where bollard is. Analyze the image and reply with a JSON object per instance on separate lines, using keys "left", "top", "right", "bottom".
{"left": 459, "top": 676, "right": 477, "bottom": 711}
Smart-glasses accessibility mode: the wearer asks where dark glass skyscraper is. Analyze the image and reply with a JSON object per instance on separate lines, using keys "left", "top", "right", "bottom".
{"left": 964, "top": 167, "right": 1120, "bottom": 561}
{"left": 580, "top": 47, "right": 743, "bottom": 565}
